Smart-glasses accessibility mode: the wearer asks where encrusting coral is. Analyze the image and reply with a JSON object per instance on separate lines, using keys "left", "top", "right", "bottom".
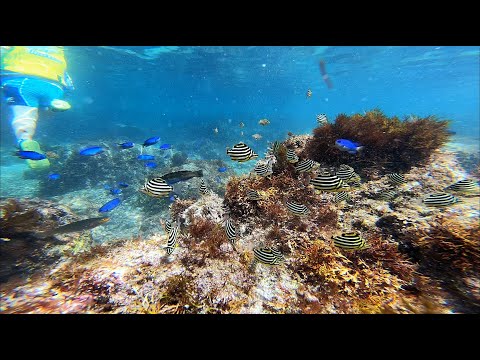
{"left": 302, "top": 109, "right": 452, "bottom": 177}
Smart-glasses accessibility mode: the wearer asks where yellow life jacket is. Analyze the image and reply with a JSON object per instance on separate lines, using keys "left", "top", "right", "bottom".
{"left": 1, "top": 46, "right": 68, "bottom": 86}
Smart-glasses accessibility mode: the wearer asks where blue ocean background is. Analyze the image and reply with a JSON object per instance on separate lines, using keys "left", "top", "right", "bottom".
{"left": 1, "top": 45, "right": 479, "bottom": 195}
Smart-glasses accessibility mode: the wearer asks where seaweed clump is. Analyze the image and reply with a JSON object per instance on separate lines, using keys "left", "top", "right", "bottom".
{"left": 302, "top": 109, "right": 452, "bottom": 176}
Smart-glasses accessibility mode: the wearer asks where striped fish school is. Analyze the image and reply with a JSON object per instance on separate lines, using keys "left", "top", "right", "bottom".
{"left": 295, "top": 159, "right": 317, "bottom": 173}
{"left": 253, "top": 247, "right": 285, "bottom": 266}
{"left": 226, "top": 142, "right": 258, "bottom": 162}
{"left": 378, "top": 189, "right": 397, "bottom": 201}
{"left": 310, "top": 172, "right": 345, "bottom": 192}
{"left": 423, "top": 192, "right": 459, "bottom": 207}
{"left": 224, "top": 218, "right": 237, "bottom": 246}
{"left": 199, "top": 178, "right": 210, "bottom": 195}
{"left": 141, "top": 178, "right": 174, "bottom": 197}
{"left": 246, "top": 189, "right": 262, "bottom": 200}
{"left": 445, "top": 179, "right": 478, "bottom": 193}
{"left": 332, "top": 231, "right": 368, "bottom": 250}
{"left": 333, "top": 191, "right": 350, "bottom": 203}
{"left": 286, "top": 201, "right": 310, "bottom": 216}
{"left": 336, "top": 164, "right": 355, "bottom": 181}
{"left": 316, "top": 114, "right": 328, "bottom": 126}
{"left": 166, "top": 222, "right": 180, "bottom": 255}
{"left": 253, "top": 162, "right": 273, "bottom": 177}
{"left": 286, "top": 148, "right": 299, "bottom": 163}
{"left": 386, "top": 173, "right": 406, "bottom": 185}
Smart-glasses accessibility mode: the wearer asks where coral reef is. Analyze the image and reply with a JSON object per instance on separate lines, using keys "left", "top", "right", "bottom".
{"left": 171, "top": 151, "right": 188, "bottom": 167}
{"left": 302, "top": 109, "right": 452, "bottom": 177}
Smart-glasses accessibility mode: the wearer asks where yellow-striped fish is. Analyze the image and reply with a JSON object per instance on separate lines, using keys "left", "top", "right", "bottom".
{"left": 246, "top": 189, "right": 263, "bottom": 201}
{"left": 295, "top": 159, "right": 318, "bottom": 173}
{"left": 310, "top": 172, "right": 344, "bottom": 192}
{"left": 332, "top": 231, "right": 369, "bottom": 250}
{"left": 286, "top": 148, "right": 299, "bottom": 163}
{"left": 252, "top": 247, "right": 285, "bottom": 266}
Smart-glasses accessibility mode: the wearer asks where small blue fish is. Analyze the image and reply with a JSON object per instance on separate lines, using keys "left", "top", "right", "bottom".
{"left": 218, "top": 167, "right": 227, "bottom": 172}
{"left": 143, "top": 137, "right": 161, "bottom": 147}
{"left": 118, "top": 182, "right": 129, "bottom": 188}
{"left": 118, "top": 142, "right": 134, "bottom": 149}
{"left": 103, "top": 184, "right": 112, "bottom": 190}
{"left": 137, "top": 154, "right": 155, "bottom": 161}
{"left": 169, "top": 193, "right": 179, "bottom": 202}
{"left": 99, "top": 198, "right": 121, "bottom": 212}
{"left": 159, "top": 144, "right": 172, "bottom": 150}
{"left": 335, "top": 139, "right": 364, "bottom": 154}
{"left": 144, "top": 161, "right": 157, "bottom": 168}
{"left": 110, "top": 188, "right": 122, "bottom": 195}
{"left": 79, "top": 146, "right": 104, "bottom": 156}
{"left": 15, "top": 150, "right": 47, "bottom": 160}
{"left": 48, "top": 173, "right": 60, "bottom": 180}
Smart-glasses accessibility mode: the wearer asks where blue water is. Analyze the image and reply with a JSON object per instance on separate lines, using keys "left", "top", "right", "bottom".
{"left": 1, "top": 46, "right": 479, "bottom": 181}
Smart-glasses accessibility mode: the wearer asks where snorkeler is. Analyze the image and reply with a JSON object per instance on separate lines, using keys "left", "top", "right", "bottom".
{"left": 1, "top": 46, "right": 75, "bottom": 170}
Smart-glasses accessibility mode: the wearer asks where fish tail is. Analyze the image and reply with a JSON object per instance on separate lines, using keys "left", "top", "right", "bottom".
{"left": 196, "top": 170, "right": 204, "bottom": 177}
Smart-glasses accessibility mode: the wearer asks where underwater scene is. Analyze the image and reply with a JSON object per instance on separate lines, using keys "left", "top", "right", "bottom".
{"left": 0, "top": 46, "right": 479, "bottom": 314}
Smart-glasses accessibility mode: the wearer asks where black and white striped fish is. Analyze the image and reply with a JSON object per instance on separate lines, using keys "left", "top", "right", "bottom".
{"left": 423, "top": 192, "right": 459, "bottom": 207}
{"left": 332, "top": 231, "right": 368, "bottom": 250}
{"left": 253, "top": 162, "right": 273, "bottom": 177}
{"left": 286, "top": 201, "right": 310, "bottom": 216}
{"left": 295, "top": 159, "right": 317, "bottom": 173}
{"left": 316, "top": 114, "right": 328, "bottom": 126}
{"left": 333, "top": 191, "right": 350, "bottom": 203}
{"left": 141, "top": 178, "right": 174, "bottom": 197}
{"left": 226, "top": 142, "right": 258, "bottom": 162}
{"left": 346, "top": 173, "right": 361, "bottom": 184}
{"left": 165, "top": 223, "right": 180, "bottom": 255}
{"left": 224, "top": 218, "right": 237, "bottom": 245}
{"left": 164, "top": 219, "right": 172, "bottom": 233}
{"left": 378, "top": 189, "right": 397, "bottom": 201}
{"left": 199, "top": 178, "right": 210, "bottom": 195}
{"left": 252, "top": 247, "right": 285, "bottom": 266}
{"left": 386, "top": 173, "right": 406, "bottom": 185}
{"left": 246, "top": 189, "right": 263, "bottom": 201}
{"left": 286, "top": 148, "right": 299, "bottom": 163}
{"left": 310, "top": 172, "right": 344, "bottom": 192}
{"left": 445, "top": 179, "right": 478, "bottom": 193}
{"left": 336, "top": 164, "right": 355, "bottom": 181}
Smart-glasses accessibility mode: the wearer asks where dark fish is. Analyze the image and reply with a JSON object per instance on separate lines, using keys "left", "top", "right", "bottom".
{"left": 226, "top": 142, "right": 258, "bottom": 162}
{"left": 386, "top": 173, "right": 406, "bottom": 185}
{"left": 41, "top": 217, "right": 110, "bottom": 237}
{"left": 378, "top": 189, "right": 397, "bottom": 201}
{"left": 246, "top": 189, "right": 262, "bottom": 200}
{"left": 141, "top": 178, "right": 173, "bottom": 198}
{"left": 319, "top": 59, "right": 334, "bottom": 89}
{"left": 218, "top": 167, "right": 228, "bottom": 172}
{"left": 15, "top": 150, "right": 47, "bottom": 160}
{"left": 98, "top": 198, "right": 121, "bottom": 212}
{"left": 335, "top": 139, "right": 363, "bottom": 154}
{"left": 110, "top": 188, "right": 122, "bottom": 195}
{"left": 286, "top": 201, "right": 309, "bottom": 216}
{"left": 310, "top": 172, "right": 344, "bottom": 192}
{"left": 332, "top": 231, "right": 368, "bottom": 250}
{"left": 199, "top": 178, "right": 210, "bottom": 195}
{"left": 336, "top": 164, "right": 355, "bottom": 181}
{"left": 144, "top": 161, "right": 157, "bottom": 168}
{"left": 118, "top": 142, "right": 134, "bottom": 149}
{"left": 165, "top": 223, "right": 180, "bottom": 255}
{"left": 225, "top": 219, "right": 237, "bottom": 246}
{"left": 143, "top": 136, "right": 161, "bottom": 147}
{"left": 161, "top": 170, "right": 203, "bottom": 185}
{"left": 253, "top": 162, "right": 272, "bottom": 177}
{"left": 79, "top": 146, "right": 104, "bottom": 156}
{"left": 286, "top": 148, "right": 299, "bottom": 163}
{"left": 333, "top": 191, "right": 350, "bottom": 203}
{"left": 137, "top": 154, "right": 155, "bottom": 161}
{"left": 316, "top": 114, "right": 328, "bottom": 125}
{"left": 253, "top": 247, "right": 285, "bottom": 266}
{"left": 118, "top": 182, "right": 129, "bottom": 188}
{"left": 445, "top": 179, "right": 478, "bottom": 193}
{"left": 423, "top": 192, "right": 459, "bottom": 207}
{"left": 159, "top": 144, "right": 172, "bottom": 150}
{"left": 48, "top": 173, "right": 60, "bottom": 180}
{"left": 295, "top": 159, "right": 317, "bottom": 173}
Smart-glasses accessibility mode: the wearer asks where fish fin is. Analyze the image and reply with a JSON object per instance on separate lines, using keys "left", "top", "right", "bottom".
{"left": 356, "top": 146, "right": 364, "bottom": 152}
